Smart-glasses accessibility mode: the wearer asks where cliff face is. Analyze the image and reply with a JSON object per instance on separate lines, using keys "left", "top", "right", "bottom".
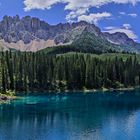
{"left": 0, "top": 15, "right": 86, "bottom": 44}
{"left": 0, "top": 15, "right": 139, "bottom": 53}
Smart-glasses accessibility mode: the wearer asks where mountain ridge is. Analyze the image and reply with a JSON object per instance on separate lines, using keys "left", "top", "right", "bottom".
{"left": 0, "top": 15, "right": 139, "bottom": 53}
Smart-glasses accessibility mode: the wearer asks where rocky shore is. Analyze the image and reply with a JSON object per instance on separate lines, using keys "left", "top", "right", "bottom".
{"left": 0, "top": 91, "right": 16, "bottom": 103}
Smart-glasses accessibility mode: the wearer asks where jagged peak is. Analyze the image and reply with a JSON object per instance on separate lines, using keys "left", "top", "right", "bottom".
{"left": 0, "top": 15, "right": 139, "bottom": 53}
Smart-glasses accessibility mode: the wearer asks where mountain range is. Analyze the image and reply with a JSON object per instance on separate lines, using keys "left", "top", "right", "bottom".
{"left": 0, "top": 15, "right": 140, "bottom": 53}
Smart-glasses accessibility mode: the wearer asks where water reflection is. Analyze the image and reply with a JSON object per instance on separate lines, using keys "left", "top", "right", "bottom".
{"left": 0, "top": 90, "right": 140, "bottom": 140}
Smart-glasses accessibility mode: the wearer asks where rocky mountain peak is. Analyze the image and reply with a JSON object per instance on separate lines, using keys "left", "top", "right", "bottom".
{"left": 103, "top": 32, "right": 136, "bottom": 47}
{"left": 0, "top": 15, "right": 139, "bottom": 53}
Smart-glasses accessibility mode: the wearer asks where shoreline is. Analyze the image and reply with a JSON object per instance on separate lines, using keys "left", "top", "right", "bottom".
{"left": 15, "top": 86, "right": 140, "bottom": 94}
{"left": 61, "top": 87, "right": 138, "bottom": 94}
{"left": 0, "top": 87, "right": 139, "bottom": 103}
{"left": 0, "top": 90, "right": 17, "bottom": 104}
{"left": 83, "top": 87, "right": 137, "bottom": 92}
{"left": 0, "top": 94, "right": 17, "bottom": 104}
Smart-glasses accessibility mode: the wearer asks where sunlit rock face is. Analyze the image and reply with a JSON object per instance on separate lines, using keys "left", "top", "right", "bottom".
{"left": 0, "top": 15, "right": 139, "bottom": 52}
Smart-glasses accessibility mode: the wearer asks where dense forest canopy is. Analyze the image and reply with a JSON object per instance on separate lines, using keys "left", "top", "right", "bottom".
{"left": 0, "top": 51, "right": 140, "bottom": 93}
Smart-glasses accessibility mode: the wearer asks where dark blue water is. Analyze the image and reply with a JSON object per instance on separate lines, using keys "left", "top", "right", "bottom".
{"left": 1, "top": 90, "right": 140, "bottom": 140}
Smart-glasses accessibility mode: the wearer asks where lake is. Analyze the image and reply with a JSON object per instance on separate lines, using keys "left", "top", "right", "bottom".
{"left": 0, "top": 90, "right": 140, "bottom": 140}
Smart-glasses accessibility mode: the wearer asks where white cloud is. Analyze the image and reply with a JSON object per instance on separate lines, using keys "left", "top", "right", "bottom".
{"left": 104, "top": 26, "right": 116, "bottom": 30}
{"left": 119, "top": 12, "right": 138, "bottom": 17}
{"left": 119, "top": 12, "right": 126, "bottom": 15}
{"left": 78, "top": 12, "right": 112, "bottom": 24}
{"left": 104, "top": 24, "right": 137, "bottom": 40}
{"left": 128, "top": 13, "right": 137, "bottom": 17}
{"left": 24, "top": 0, "right": 140, "bottom": 11}
{"left": 66, "top": 8, "right": 88, "bottom": 22}
{"left": 23, "top": 0, "right": 140, "bottom": 22}
{"left": 123, "top": 24, "right": 131, "bottom": 29}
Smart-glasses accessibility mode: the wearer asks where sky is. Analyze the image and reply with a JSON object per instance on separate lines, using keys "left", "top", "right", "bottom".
{"left": 0, "top": 0, "right": 140, "bottom": 42}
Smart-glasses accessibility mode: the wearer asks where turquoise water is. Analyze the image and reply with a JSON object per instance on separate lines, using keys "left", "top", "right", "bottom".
{"left": 1, "top": 90, "right": 140, "bottom": 140}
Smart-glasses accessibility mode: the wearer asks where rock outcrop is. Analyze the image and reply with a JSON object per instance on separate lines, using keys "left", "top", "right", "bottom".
{"left": 0, "top": 15, "right": 139, "bottom": 53}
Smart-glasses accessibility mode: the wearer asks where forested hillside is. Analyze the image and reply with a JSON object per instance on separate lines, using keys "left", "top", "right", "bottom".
{"left": 0, "top": 51, "right": 140, "bottom": 92}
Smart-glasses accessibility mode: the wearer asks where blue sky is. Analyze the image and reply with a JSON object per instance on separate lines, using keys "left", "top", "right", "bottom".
{"left": 0, "top": 0, "right": 140, "bottom": 42}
